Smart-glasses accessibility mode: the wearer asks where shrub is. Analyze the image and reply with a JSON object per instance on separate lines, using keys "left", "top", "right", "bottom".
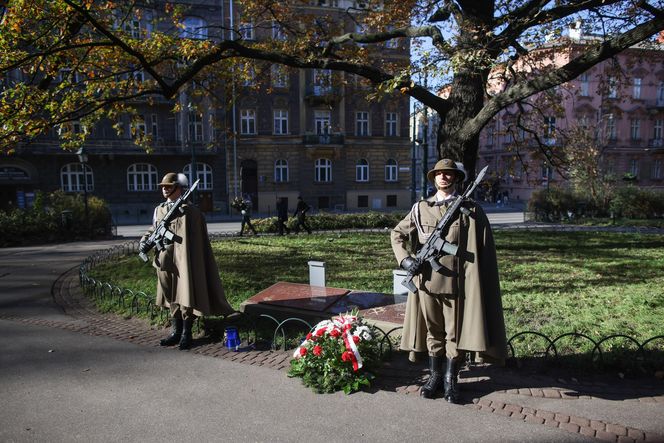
{"left": 528, "top": 185, "right": 581, "bottom": 221}
{"left": 0, "top": 190, "right": 113, "bottom": 246}
{"left": 251, "top": 211, "right": 406, "bottom": 233}
{"left": 609, "top": 186, "right": 664, "bottom": 219}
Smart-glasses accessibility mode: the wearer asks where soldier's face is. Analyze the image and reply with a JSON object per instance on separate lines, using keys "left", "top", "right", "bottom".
{"left": 161, "top": 185, "right": 181, "bottom": 200}
{"left": 435, "top": 170, "right": 456, "bottom": 190}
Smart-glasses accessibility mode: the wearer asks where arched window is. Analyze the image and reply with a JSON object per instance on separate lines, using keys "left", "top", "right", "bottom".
{"left": 315, "top": 158, "right": 332, "bottom": 182}
{"left": 183, "top": 162, "right": 213, "bottom": 190}
{"left": 356, "top": 159, "right": 369, "bottom": 182}
{"left": 180, "top": 17, "right": 208, "bottom": 40}
{"left": 127, "top": 163, "right": 158, "bottom": 191}
{"left": 385, "top": 159, "right": 398, "bottom": 182}
{"left": 275, "top": 159, "right": 289, "bottom": 183}
{"left": 61, "top": 163, "right": 93, "bottom": 192}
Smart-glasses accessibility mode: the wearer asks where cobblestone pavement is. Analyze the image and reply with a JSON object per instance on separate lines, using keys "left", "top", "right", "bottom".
{"left": 2, "top": 264, "right": 662, "bottom": 442}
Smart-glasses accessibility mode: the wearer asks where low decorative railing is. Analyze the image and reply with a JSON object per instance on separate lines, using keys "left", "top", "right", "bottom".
{"left": 78, "top": 240, "right": 663, "bottom": 371}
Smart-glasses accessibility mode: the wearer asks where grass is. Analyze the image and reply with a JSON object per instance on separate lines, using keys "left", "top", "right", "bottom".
{"left": 86, "top": 230, "right": 664, "bottom": 354}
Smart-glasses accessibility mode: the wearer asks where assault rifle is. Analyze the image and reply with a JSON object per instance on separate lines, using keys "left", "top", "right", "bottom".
{"left": 138, "top": 179, "right": 200, "bottom": 262}
{"left": 401, "top": 166, "right": 489, "bottom": 293}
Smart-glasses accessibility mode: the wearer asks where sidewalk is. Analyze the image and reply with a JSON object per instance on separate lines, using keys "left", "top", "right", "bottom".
{"left": 1, "top": 241, "right": 663, "bottom": 442}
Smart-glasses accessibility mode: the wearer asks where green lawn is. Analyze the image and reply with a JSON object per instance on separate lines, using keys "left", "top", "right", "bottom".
{"left": 87, "top": 230, "right": 664, "bottom": 349}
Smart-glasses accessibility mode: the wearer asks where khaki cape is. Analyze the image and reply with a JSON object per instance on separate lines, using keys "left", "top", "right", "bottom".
{"left": 392, "top": 198, "right": 508, "bottom": 363}
{"left": 143, "top": 202, "right": 234, "bottom": 317}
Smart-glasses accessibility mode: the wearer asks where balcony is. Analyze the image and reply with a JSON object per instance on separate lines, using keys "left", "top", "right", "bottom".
{"left": 304, "top": 85, "right": 341, "bottom": 105}
{"left": 303, "top": 133, "right": 344, "bottom": 146}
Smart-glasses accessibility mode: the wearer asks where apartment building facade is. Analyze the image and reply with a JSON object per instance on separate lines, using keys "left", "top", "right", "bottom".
{"left": 0, "top": 0, "right": 412, "bottom": 223}
{"left": 477, "top": 27, "right": 664, "bottom": 202}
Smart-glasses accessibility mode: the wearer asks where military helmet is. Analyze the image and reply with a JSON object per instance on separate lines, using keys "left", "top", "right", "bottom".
{"left": 426, "top": 158, "right": 466, "bottom": 184}
{"left": 158, "top": 172, "right": 188, "bottom": 187}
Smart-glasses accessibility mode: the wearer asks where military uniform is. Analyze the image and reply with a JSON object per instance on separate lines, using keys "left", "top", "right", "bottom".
{"left": 391, "top": 159, "right": 507, "bottom": 402}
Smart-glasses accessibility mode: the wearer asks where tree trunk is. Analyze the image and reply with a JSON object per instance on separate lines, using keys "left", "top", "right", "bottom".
{"left": 437, "top": 70, "right": 485, "bottom": 179}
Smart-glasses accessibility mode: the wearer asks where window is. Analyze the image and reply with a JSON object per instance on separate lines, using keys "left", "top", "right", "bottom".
{"left": 541, "top": 162, "right": 552, "bottom": 180}
{"left": 579, "top": 73, "right": 589, "bottom": 96}
{"left": 606, "top": 114, "right": 616, "bottom": 139}
{"left": 314, "top": 110, "right": 331, "bottom": 134}
{"left": 271, "top": 65, "right": 288, "bottom": 88}
{"left": 238, "top": 21, "right": 254, "bottom": 40}
{"left": 272, "top": 21, "right": 286, "bottom": 40}
{"left": 654, "top": 120, "right": 663, "bottom": 141}
{"left": 385, "top": 112, "right": 398, "bottom": 136}
{"left": 183, "top": 162, "right": 213, "bottom": 190}
{"left": 61, "top": 163, "right": 93, "bottom": 192}
{"left": 386, "top": 195, "right": 397, "bottom": 207}
{"left": 544, "top": 116, "right": 555, "bottom": 141}
{"left": 58, "top": 120, "right": 85, "bottom": 136}
{"left": 241, "top": 64, "right": 256, "bottom": 86}
{"left": 652, "top": 159, "right": 662, "bottom": 179}
{"left": 356, "top": 159, "right": 369, "bottom": 182}
{"left": 485, "top": 125, "right": 494, "bottom": 146}
{"left": 275, "top": 159, "right": 289, "bottom": 182}
{"left": 607, "top": 76, "right": 618, "bottom": 98}
{"left": 630, "top": 119, "right": 641, "bottom": 140}
{"left": 312, "top": 69, "right": 332, "bottom": 95}
{"left": 180, "top": 17, "right": 208, "bottom": 40}
{"left": 384, "top": 26, "right": 398, "bottom": 48}
{"left": 188, "top": 113, "right": 203, "bottom": 141}
{"left": 357, "top": 195, "right": 368, "bottom": 208}
{"left": 629, "top": 159, "right": 639, "bottom": 177}
{"left": 356, "top": 111, "right": 369, "bottom": 136}
{"left": 633, "top": 78, "right": 642, "bottom": 99}
{"left": 240, "top": 109, "right": 256, "bottom": 134}
{"left": 385, "top": 159, "right": 398, "bottom": 182}
{"left": 124, "top": 19, "right": 143, "bottom": 39}
{"left": 127, "top": 163, "right": 157, "bottom": 191}
{"left": 658, "top": 82, "right": 664, "bottom": 106}
{"left": 150, "top": 114, "right": 158, "bottom": 138}
{"left": 315, "top": 158, "right": 332, "bottom": 182}
{"left": 131, "top": 115, "right": 146, "bottom": 139}
{"left": 274, "top": 109, "right": 288, "bottom": 135}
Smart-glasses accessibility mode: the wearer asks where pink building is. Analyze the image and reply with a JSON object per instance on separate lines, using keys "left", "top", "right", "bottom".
{"left": 478, "top": 25, "right": 664, "bottom": 202}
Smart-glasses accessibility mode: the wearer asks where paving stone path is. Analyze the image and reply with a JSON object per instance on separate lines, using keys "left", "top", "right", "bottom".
{"left": 1, "top": 263, "right": 662, "bottom": 442}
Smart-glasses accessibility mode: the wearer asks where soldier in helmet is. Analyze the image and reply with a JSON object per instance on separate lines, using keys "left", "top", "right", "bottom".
{"left": 139, "top": 172, "right": 237, "bottom": 350}
{"left": 391, "top": 159, "right": 507, "bottom": 403}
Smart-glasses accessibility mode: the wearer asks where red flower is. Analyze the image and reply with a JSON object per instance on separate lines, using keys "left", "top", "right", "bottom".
{"left": 352, "top": 335, "right": 360, "bottom": 344}
{"left": 329, "top": 329, "right": 341, "bottom": 338}
{"left": 315, "top": 328, "right": 326, "bottom": 337}
{"left": 313, "top": 345, "right": 322, "bottom": 356}
{"left": 299, "top": 347, "right": 307, "bottom": 357}
{"left": 341, "top": 351, "right": 353, "bottom": 362}
{"left": 306, "top": 332, "right": 312, "bottom": 340}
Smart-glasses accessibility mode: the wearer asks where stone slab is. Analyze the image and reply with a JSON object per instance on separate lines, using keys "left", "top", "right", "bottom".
{"left": 244, "top": 281, "right": 349, "bottom": 312}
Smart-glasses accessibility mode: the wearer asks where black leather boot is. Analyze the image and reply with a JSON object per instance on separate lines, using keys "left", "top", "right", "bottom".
{"left": 420, "top": 356, "right": 444, "bottom": 399}
{"left": 443, "top": 357, "right": 461, "bottom": 404}
{"left": 160, "top": 317, "right": 183, "bottom": 346}
{"left": 178, "top": 319, "right": 193, "bottom": 350}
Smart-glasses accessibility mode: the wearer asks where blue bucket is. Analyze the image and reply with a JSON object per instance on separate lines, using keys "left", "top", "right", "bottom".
{"left": 224, "top": 326, "right": 241, "bottom": 351}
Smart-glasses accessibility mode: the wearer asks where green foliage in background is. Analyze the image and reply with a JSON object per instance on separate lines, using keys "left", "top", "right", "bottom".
{"left": 0, "top": 190, "right": 113, "bottom": 246}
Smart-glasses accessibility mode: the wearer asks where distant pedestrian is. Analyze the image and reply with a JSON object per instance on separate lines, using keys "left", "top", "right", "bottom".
{"left": 239, "top": 197, "right": 257, "bottom": 236}
{"left": 276, "top": 197, "right": 290, "bottom": 236}
{"left": 292, "top": 196, "right": 312, "bottom": 234}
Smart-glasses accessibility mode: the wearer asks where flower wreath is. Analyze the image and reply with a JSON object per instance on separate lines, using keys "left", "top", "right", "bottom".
{"left": 288, "top": 312, "right": 382, "bottom": 394}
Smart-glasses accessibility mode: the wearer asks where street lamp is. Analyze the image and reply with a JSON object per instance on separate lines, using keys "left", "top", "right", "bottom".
{"left": 76, "top": 147, "right": 91, "bottom": 238}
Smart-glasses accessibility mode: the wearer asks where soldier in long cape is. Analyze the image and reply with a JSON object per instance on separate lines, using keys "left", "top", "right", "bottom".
{"left": 139, "top": 173, "right": 236, "bottom": 350}
{"left": 391, "top": 159, "right": 507, "bottom": 403}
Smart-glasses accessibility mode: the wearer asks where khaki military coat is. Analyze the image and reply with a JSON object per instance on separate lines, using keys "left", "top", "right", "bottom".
{"left": 391, "top": 198, "right": 508, "bottom": 363}
{"left": 142, "top": 202, "right": 234, "bottom": 317}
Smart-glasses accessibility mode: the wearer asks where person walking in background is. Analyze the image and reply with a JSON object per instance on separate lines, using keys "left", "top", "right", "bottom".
{"left": 391, "top": 159, "right": 507, "bottom": 403}
{"left": 139, "top": 173, "right": 237, "bottom": 350}
{"left": 239, "top": 196, "right": 258, "bottom": 236}
{"left": 292, "top": 196, "right": 312, "bottom": 234}
{"left": 276, "top": 197, "right": 290, "bottom": 236}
